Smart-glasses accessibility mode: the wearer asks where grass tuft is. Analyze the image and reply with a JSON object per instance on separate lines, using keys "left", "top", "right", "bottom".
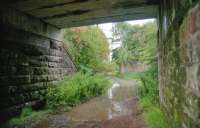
{"left": 124, "top": 65, "right": 167, "bottom": 128}
{"left": 139, "top": 97, "right": 167, "bottom": 128}
{"left": 46, "top": 72, "right": 111, "bottom": 109}
{"left": 3, "top": 72, "right": 111, "bottom": 127}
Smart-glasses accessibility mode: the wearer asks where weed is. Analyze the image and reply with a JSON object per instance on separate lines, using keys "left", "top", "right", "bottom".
{"left": 46, "top": 72, "right": 111, "bottom": 109}
{"left": 139, "top": 97, "right": 167, "bottom": 128}
{"left": 126, "top": 64, "right": 167, "bottom": 128}
{"left": 5, "top": 108, "right": 52, "bottom": 127}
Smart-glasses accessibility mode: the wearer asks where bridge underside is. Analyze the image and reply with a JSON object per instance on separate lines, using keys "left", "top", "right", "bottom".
{"left": 2, "top": 0, "right": 159, "bottom": 28}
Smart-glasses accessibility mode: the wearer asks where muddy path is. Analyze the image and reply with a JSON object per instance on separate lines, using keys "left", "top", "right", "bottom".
{"left": 30, "top": 78, "right": 144, "bottom": 128}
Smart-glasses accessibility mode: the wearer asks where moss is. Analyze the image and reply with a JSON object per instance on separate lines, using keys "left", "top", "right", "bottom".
{"left": 160, "top": 1, "right": 200, "bottom": 125}
{"left": 162, "top": 0, "right": 198, "bottom": 43}
{"left": 197, "top": 97, "right": 200, "bottom": 118}
{"left": 197, "top": 66, "right": 200, "bottom": 76}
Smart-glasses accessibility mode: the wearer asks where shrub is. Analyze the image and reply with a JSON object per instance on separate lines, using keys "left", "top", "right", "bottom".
{"left": 124, "top": 63, "right": 167, "bottom": 128}
{"left": 7, "top": 107, "right": 33, "bottom": 126}
{"left": 64, "top": 27, "right": 110, "bottom": 73}
{"left": 139, "top": 97, "right": 167, "bottom": 128}
{"left": 20, "top": 107, "right": 33, "bottom": 118}
{"left": 5, "top": 73, "right": 111, "bottom": 127}
{"left": 137, "top": 64, "right": 159, "bottom": 103}
{"left": 144, "top": 106, "right": 167, "bottom": 128}
{"left": 6, "top": 107, "right": 52, "bottom": 127}
{"left": 46, "top": 72, "right": 111, "bottom": 109}
{"left": 136, "top": 64, "right": 167, "bottom": 128}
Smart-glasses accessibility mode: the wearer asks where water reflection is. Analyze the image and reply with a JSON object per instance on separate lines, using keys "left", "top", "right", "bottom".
{"left": 31, "top": 78, "right": 138, "bottom": 128}
{"left": 66, "top": 78, "right": 136, "bottom": 121}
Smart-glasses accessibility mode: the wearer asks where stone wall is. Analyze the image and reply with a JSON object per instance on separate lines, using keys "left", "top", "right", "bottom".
{"left": 0, "top": 7, "right": 76, "bottom": 122}
{"left": 158, "top": 0, "right": 200, "bottom": 127}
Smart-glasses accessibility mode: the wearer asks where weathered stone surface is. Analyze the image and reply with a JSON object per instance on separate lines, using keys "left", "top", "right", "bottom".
{"left": 1, "top": 0, "right": 159, "bottom": 28}
{"left": 0, "top": 10, "right": 76, "bottom": 123}
{"left": 158, "top": 1, "right": 200, "bottom": 127}
{"left": 0, "top": 7, "right": 63, "bottom": 40}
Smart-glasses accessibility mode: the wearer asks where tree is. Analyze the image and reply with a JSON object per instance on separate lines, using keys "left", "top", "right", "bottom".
{"left": 138, "top": 22, "right": 157, "bottom": 64}
{"left": 111, "top": 23, "right": 142, "bottom": 60}
{"left": 64, "top": 26, "right": 110, "bottom": 73}
{"left": 112, "top": 46, "right": 132, "bottom": 74}
{"left": 111, "top": 21, "right": 157, "bottom": 74}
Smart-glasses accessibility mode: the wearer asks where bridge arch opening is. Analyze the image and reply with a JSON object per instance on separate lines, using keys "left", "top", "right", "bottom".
{"left": 1, "top": 0, "right": 200, "bottom": 127}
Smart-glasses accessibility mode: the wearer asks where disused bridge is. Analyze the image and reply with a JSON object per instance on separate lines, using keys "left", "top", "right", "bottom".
{"left": 0, "top": 0, "right": 200, "bottom": 127}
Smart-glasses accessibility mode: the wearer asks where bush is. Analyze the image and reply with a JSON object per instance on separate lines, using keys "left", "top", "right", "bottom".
{"left": 46, "top": 72, "right": 111, "bottom": 109}
{"left": 6, "top": 107, "right": 52, "bottom": 127}
{"left": 137, "top": 64, "right": 159, "bottom": 103}
{"left": 64, "top": 27, "right": 110, "bottom": 73}
{"left": 20, "top": 107, "right": 33, "bottom": 118}
{"left": 124, "top": 63, "right": 167, "bottom": 128}
{"left": 136, "top": 64, "right": 167, "bottom": 128}
{"left": 139, "top": 97, "right": 167, "bottom": 128}
{"left": 144, "top": 106, "right": 166, "bottom": 128}
{"left": 7, "top": 107, "right": 33, "bottom": 126}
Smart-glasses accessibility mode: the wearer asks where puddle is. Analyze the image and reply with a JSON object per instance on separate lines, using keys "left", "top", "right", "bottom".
{"left": 31, "top": 78, "right": 141, "bottom": 128}
{"left": 65, "top": 78, "right": 136, "bottom": 121}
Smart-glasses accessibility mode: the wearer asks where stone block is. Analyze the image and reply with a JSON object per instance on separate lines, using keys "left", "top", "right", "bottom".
{"left": 0, "top": 6, "right": 76, "bottom": 122}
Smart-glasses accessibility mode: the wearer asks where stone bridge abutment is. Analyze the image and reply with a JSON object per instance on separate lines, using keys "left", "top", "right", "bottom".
{"left": 0, "top": 7, "right": 76, "bottom": 122}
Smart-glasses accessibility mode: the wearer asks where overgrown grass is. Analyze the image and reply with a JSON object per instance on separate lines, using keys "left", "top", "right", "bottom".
{"left": 2, "top": 107, "right": 53, "bottom": 128}
{"left": 139, "top": 97, "right": 167, "bottom": 128}
{"left": 46, "top": 72, "right": 111, "bottom": 109}
{"left": 3, "top": 72, "right": 111, "bottom": 127}
{"left": 125, "top": 65, "right": 167, "bottom": 128}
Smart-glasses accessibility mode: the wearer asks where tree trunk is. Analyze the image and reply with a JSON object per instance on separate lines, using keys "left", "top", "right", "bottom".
{"left": 119, "top": 63, "right": 125, "bottom": 75}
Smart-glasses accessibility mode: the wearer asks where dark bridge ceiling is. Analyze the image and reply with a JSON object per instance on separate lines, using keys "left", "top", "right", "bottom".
{"left": 3, "top": 0, "right": 159, "bottom": 28}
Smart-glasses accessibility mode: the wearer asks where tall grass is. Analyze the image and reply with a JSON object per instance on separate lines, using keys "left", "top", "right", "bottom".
{"left": 125, "top": 64, "right": 167, "bottom": 128}
{"left": 3, "top": 72, "right": 111, "bottom": 127}
{"left": 46, "top": 72, "right": 111, "bottom": 109}
{"left": 2, "top": 107, "right": 53, "bottom": 128}
{"left": 139, "top": 97, "right": 167, "bottom": 128}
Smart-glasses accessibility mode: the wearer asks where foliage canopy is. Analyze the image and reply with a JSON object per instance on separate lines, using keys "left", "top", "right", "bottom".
{"left": 111, "top": 22, "right": 157, "bottom": 63}
{"left": 64, "top": 26, "right": 110, "bottom": 73}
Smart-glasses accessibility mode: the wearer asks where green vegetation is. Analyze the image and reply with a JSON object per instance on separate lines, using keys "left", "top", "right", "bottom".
{"left": 139, "top": 97, "right": 167, "bottom": 128}
{"left": 3, "top": 107, "right": 53, "bottom": 127}
{"left": 46, "top": 72, "right": 111, "bottom": 109}
{"left": 135, "top": 22, "right": 167, "bottom": 128}
{"left": 124, "top": 66, "right": 167, "bottom": 128}
{"left": 4, "top": 22, "right": 167, "bottom": 128}
{"left": 4, "top": 73, "right": 111, "bottom": 127}
{"left": 136, "top": 65, "right": 167, "bottom": 128}
{"left": 64, "top": 26, "right": 113, "bottom": 74}
{"left": 114, "top": 21, "right": 167, "bottom": 128}
{"left": 111, "top": 23, "right": 141, "bottom": 60}
{"left": 47, "top": 26, "right": 112, "bottom": 109}
{"left": 112, "top": 46, "right": 132, "bottom": 74}
{"left": 4, "top": 26, "right": 112, "bottom": 127}
{"left": 111, "top": 22, "right": 157, "bottom": 75}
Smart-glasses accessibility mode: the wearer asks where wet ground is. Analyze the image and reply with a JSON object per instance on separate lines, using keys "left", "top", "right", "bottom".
{"left": 31, "top": 78, "right": 144, "bottom": 128}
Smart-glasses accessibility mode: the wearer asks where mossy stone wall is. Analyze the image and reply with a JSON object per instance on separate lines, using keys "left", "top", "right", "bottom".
{"left": 158, "top": 0, "right": 200, "bottom": 127}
